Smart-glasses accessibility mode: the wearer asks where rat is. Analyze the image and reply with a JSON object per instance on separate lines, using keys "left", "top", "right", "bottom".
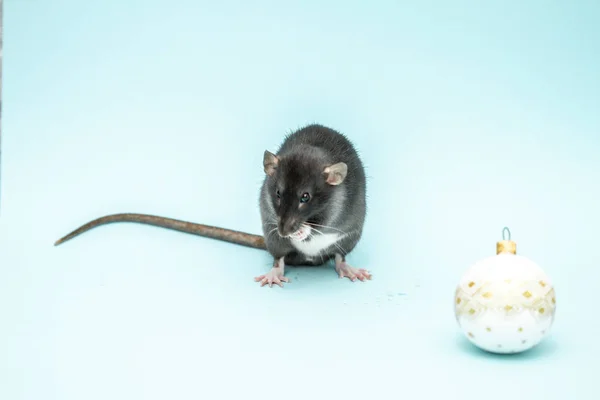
{"left": 54, "top": 123, "right": 370, "bottom": 287}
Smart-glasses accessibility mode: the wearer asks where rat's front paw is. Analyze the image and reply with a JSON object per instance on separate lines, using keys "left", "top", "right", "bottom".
{"left": 336, "top": 262, "right": 372, "bottom": 282}
{"left": 254, "top": 268, "right": 290, "bottom": 288}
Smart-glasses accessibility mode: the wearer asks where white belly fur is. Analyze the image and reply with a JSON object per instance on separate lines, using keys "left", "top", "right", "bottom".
{"left": 292, "top": 233, "right": 342, "bottom": 257}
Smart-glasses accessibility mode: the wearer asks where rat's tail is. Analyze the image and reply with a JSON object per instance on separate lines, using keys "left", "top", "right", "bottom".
{"left": 54, "top": 213, "right": 267, "bottom": 250}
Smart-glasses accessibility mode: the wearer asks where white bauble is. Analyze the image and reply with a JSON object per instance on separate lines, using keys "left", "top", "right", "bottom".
{"left": 454, "top": 230, "right": 556, "bottom": 354}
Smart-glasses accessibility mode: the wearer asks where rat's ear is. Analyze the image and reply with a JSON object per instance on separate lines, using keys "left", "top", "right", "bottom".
{"left": 323, "top": 162, "right": 348, "bottom": 185}
{"left": 263, "top": 150, "right": 279, "bottom": 176}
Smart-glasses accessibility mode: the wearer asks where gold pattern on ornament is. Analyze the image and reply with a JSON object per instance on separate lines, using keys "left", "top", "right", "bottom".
{"left": 454, "top": 281, "right": 556, "bottom": 319}
{"left": 468, "top": 332, "right": 474, "bottom": 338}
{"left": 486, "top": 327, "right": 492, "bottom": 332}
{"left": 518, "top": 327, "right": 523, "bottom": 332}
{"left": 468, "top": 282, "right": 475, "bottom": 288}
{"left": 539, "top": 281, "right": 546, "bottom": 287}
{"left": 482, "top": 292, "right": 493, "bottom": 299}
{"left": 522, "top": 291, "right": 532, "bottom": 298}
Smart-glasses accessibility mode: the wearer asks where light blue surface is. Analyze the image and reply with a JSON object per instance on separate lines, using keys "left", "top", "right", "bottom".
{"left": 1, "top": 1, "right": 599, "bottom": 399}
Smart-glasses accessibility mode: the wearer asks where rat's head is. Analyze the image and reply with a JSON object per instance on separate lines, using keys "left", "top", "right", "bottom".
{"left": 263, "top": 149, "right": 347, "bottom": 240}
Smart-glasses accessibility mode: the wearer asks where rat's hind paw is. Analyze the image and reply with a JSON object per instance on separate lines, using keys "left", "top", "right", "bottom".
{"left": 335, "top": 262, "right": 372, "bottom": 282}
{"left": 254, "top": 268, "right": 290, "bottom": 288}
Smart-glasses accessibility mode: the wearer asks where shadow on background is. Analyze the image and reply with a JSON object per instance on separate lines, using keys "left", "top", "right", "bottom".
{"left": 455, "top": 333, "right": 559, "bottom": 361}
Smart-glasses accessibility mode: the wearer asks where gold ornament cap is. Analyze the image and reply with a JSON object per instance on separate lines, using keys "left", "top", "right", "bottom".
{"left": 496, "top": 227, "right": 516, "bottom": 254}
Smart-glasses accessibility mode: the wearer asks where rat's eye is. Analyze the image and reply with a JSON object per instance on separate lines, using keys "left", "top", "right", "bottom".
{"left": 300, "top": 193, "right": 310, "bottom": 203}
{"left": 276, "top": 190, "right": 281, "bottom": 199}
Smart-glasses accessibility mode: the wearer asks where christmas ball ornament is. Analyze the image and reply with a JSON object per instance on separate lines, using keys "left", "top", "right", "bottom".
{"left": 454, "top": 228, "right": 556, "bottom": 354}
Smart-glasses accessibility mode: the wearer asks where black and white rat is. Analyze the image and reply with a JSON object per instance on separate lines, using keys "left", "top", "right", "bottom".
{"left": 54, "top": 124, "right": 370, "bottom": 287}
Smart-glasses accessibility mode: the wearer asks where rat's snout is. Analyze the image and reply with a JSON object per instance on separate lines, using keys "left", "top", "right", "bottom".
{"left": 278, "top": 217, "right": 299, "bottom": 237}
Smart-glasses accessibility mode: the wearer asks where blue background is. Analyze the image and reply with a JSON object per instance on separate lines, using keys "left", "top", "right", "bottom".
{"left": 1, "top": 0, "right": 599, "bottom": 399}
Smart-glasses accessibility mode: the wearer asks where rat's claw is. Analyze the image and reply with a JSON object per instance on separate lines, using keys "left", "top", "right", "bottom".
{"left": 254, "top": 268, "right": 289, "bottom": 288}
{"left": 264, "top": 276, "right": 281, "bottom": 287}
{"left": 356, "top": 268, "right": 371, "bottom": 281}
{"left": 339, "top": 270, "right": 356, "bottom": 281}
{"left": 336, "top": 262, "right": 371, "bottom": 282}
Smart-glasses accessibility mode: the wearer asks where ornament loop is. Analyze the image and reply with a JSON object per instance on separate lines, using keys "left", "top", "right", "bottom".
{"left": 502, "top": 227, "right": 511, "bottom": 241}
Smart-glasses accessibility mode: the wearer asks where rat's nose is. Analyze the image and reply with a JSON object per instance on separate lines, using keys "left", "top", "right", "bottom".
{"left": 278, "top": 218, "right": 298, "bottom": 237}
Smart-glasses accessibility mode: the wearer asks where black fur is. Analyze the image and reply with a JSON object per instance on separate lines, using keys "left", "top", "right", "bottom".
{"left": 259, "top": 124, "right": 366, "bottom": 266}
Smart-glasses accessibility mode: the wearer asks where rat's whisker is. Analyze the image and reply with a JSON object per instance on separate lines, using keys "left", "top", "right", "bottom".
{"left": 304, "top": 222, "right": 348, "bottom": 235}
{"left": 266, "top": 227, "right": 278, "bottom": 240}
{"left": 308, "top": 225, "right": 347, "bottom": 254}
{"left": 307, "top": 226, "right": 326, "bottom": 236}
{"left": 333, "top": 242, "right": 347, "bottom": 255}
